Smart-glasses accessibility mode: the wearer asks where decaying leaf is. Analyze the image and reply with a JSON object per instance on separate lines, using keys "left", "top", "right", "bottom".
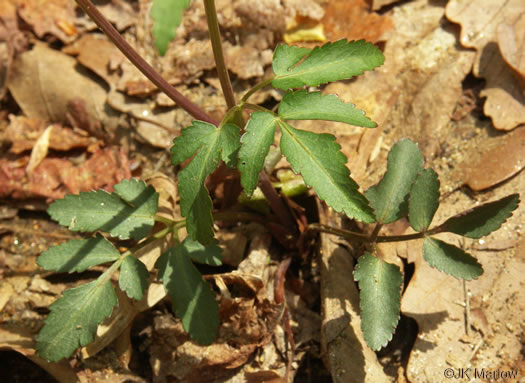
{"left": 3, "top": 116, "right": 93, "bottom": 153}
{"left": 446, "top": 0, "right": 525, "bottom": 131}
{"left": 497, "top": 13, "right": 525, "bottom": 86}
{"left": 0, "top": 146, "right": 131, "bottom": 200}
{"left": 7, "top": 43, "right": 115, "bottom": 132}
{"left": 0, "top": 324, "right": 79, "bottom": 383}
{"left": 460, "top": 126, "right": 525, "bottom": 191}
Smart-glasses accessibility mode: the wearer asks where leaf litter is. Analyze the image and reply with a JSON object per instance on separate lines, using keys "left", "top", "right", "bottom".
{"left": 0, "top": 0, "right": 524, "bottom": 382}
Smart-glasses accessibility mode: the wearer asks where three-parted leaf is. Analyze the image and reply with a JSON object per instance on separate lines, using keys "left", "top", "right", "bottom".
{"left": 423, "top": 237, "right": 482, "bottom": 280}
{"left": 278, "top": 90, "right": 376, "bottom": 128}
{"left": 36, "top": 279, "right": 118, "bottom": 361}
{"left": 278, "top": 121, "right": 375, "bottom": 222}
{"left": 272, "top": 44, "right": 311, "bottom": 75}
{"left": 366, "top": 139, "right": 423, "bottom": 224}
{"left": 37, "top": 234, "right": 120, "bottom": 273}
{"left": 409, "top": 169, "right": 440, "bottom": 232}
{"left": 48, "top": 179, "right": 158, "bottom": 240}
{"left": 238, "top": 112, "right": 277, "bottom": 195}
{"left": 437, "top": 194, "right": 519, "bottom": 238}
{"left": 156, "top": 244, "right": 219, "bottom": 345}
{"left": 272, "top": 39, "right": 384, "bottom": 90}
{"left": 354, "top": 253, "right": 402, "bottom": 351}
{"left": 119, "top": 256, "right": 149, "bottom": 300}
{"left": 151, "top": 0, "right": 190, "bottom": 56}
{"left": 172, "top": 121, "right": 240, "bottom": 244}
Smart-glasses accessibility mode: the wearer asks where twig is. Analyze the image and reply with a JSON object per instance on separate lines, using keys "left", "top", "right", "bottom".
{"left": 74, "top": 0, "right": 217, "bottom": 125}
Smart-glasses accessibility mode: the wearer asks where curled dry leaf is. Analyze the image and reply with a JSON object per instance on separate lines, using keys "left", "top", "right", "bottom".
{"left": 25, "top": 125, "right": 53, "bottom": 175}
{"left": 446, "top": 0, "right": 525, "bottom": 130}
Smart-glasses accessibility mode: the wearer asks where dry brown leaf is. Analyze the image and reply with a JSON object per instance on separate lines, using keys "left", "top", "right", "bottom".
{"left": 63, "top": 33, "right": 125, "bottom": 84}
{"left": 497, "top": 13, "right": 525, "bottom": 86}
{"left": 446, "top": 0, "right": 525, "bottom": 131}
{"left": 0, "top": 324, "right": 79, "bottom": 383}
{"left": 25, "top": 124, "right": 52, "bottom": 175}
{"left": 0, "top": 146, "right": 131, "bottom": 199}
{"left": 459, "top": 126, "right": 525, "bottom": 191}
{"left": 3, "top": 115, "right": 93, "bottom": 153}
{"left": 7, "top": 43, "right": 114, "bottom": 131}
{"left": 16, "top": 0, "right": 78, "bottom": 43}
{"left": 322, "top": 0, "right": 393, "bottom": 43}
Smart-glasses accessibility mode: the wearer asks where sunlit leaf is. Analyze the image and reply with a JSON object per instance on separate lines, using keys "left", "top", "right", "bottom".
{"left": 272, "top": 39, "right": 384, "bottom": 90}
{"left": 151, "top": 0, "right": 190, "bottom": 56}
{"left": 409, "top": 169, "right": 440, "bottom": 232}
{"left": 423, "top": 237, "right": 483, "bottom": 280}
{"left": 278, "top": 90, "right": 376, "bottom": 128}
{"left": 36, "top": 279, "right": 117, "bottom": 361}
{"left": 438, "top": 194, "right": 519, "bottom": 238}
{"left": 48, "top": 179, "right": 158, "bottom": 240}
{"left": 238, "top": 112, "right": 277, "bottom": 196}
{"left": 272, "top": 44, "right": 311, "bottom": 76}
{"left": 37, "top": 234, "right": 119, "bottom": 273}
{"left": 279, "top": 120, "right": 375, "bottom": 223}
{"left": 365, "top": 139, "right": 423, "bottom": 224}
{"left": 119, "top": 256, "right": 149, "bottom": 300}
{"left": 172, "top": 121, "right": 240, "bottom": 244}
{"left": 354, "top": 253, "right": 402, "bottom": 351}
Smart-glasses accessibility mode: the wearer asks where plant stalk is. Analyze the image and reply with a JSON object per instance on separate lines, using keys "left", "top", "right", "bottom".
{"left": 309, "top": 223, "right": 425, "bottom": 243}
{"left": 203, "top": 0, "right": 236, "bottom": 110}
{"left": 75, "top": 0, "right": 217, "bottom": 125}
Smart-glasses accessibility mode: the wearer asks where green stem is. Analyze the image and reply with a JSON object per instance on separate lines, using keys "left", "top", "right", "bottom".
{"left": 242, "top": 103, "right": 274, "bottom": 114}
{"left": 75, "top": 0, "right": 217, "bottom": 125}
{"left": 203, "top": 0, "right": 236, "bottom": 110}
{"left": 241, "top": 77, "right": 274, "bottom": 103}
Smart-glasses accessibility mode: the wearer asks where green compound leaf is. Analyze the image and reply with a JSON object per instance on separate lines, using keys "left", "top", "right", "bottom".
{"left": 354, "top": 253, "right": 402, "bottom": 351}
{"left": 157, "top": 245, "right": 219, "bottom": 345}
{"left": 423, "top": 237, "right": 483, "bottom": 280}
{"left": 409, "top": 169, "right": 440, "bottom": 232}
{"left": 181, "top": 237, "right": 222, "bottom": 266}
{"left": 151, "top": 0, "right": 190, "bottom": 56}
{"left": 48, "top": 179, "right": 158, "bottom": 240}
{"left": 272, "top": 39, "right": 384, "bottom": 90}
{"left": 278, "top": 120, "right": 375, "bottom": 223}
{"left": 172, "top": 121, "right": 240, "bottom": 244}
{"left": 36, "top": 279, "right": 118, "bottom": 362}
{"left": 278, "top": 90, "right": 376, "bottom": 128}
{"left": 272, "top": 44, "right": 311, "bottom": 76}
{"left": 37, "top": 234, "right": 119, "bottom": 273}
{"left": 365, "top": 139, "right": 424, "bottom": 224}
{"left": 185, "top": 185, "right": 215, "bottom": 244}
{"left": 438, "top": 194, "right": 520, "bottom": 239}
{"left": 119, "top": 256, "right": 149, "bottom": 300}
{"left": 238, "top": 112, "right": 277, "bottom": 196}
